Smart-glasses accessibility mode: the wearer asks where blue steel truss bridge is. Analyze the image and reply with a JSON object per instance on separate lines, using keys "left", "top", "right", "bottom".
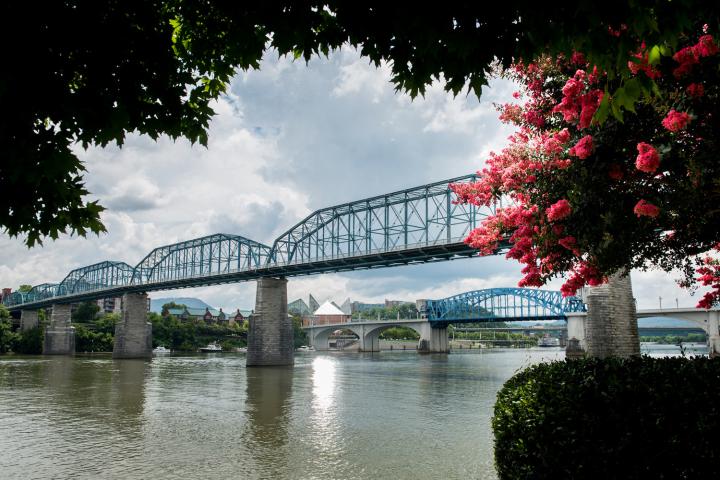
{"left": 5, "top": 173, "right": 507, "bottom": 311}
{"left": 424, "top": 288, "right": 586, "bottom": 327}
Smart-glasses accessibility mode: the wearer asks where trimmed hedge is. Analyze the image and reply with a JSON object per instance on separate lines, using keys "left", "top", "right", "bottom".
{"left": 493, "top": 356, "right": 720, "bottom": 479}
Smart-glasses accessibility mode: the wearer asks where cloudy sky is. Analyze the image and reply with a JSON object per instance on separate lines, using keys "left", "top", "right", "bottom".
{"left": 0, "top": 48, "right": 703, "bottom": 310}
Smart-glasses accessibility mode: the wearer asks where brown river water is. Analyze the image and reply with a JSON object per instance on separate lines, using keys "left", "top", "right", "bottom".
{"left": 0, "top": 344, "right": 704, "bottom": 479}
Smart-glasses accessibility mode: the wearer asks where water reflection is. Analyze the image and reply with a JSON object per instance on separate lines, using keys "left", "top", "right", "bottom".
{"left": 243, "top": 366, "right": 294, "bottom": 477}
{"left": 312, "top": 356, "right": 337, "bottom": 410}
{"left": 110, "top": 359, "right": 148, "bottom": 420}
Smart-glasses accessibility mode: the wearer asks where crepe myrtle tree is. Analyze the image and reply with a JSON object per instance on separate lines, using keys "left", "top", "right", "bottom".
{"left": 451, "top": 26, "right": 720, "bottom": 307}
{"left": 2, "top": 1, "right": 718, "bottom": 246}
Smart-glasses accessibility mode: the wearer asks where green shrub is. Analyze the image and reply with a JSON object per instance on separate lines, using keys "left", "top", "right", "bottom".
{"left": 74, "top": 324, "right": 114, "bottom": 352}
{"left": 14, "top": 326, "right": 44, "bottom": 354}
{"left": 493, "top": 356, "right": 720, "bottom": 479}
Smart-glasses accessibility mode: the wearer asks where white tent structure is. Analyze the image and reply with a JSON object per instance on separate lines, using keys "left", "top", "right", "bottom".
{"left": 313, "top": 300, "right": 351, "bottom": 325}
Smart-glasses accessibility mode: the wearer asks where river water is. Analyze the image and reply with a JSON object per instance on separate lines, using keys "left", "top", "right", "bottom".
{"left": 0, "top": 344, "right": 707, "bottom": 480}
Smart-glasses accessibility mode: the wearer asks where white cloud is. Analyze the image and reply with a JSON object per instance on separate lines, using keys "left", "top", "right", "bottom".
{"left": 0, "top": 47, "right": 705, "bottom": 312}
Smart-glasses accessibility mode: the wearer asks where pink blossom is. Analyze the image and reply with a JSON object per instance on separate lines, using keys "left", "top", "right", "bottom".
{"left": 633, "top": 199, "right": 660, "bottom": 218}
{"left": 555, "top": 128, "right": 571, "bottom": 144}
{"left": 695, "top": 35, "right": 719, "bottom": 57}
{"left": 672, "top": 45, "right": 699, "bottom": 78}
{"left": 635, "top": 143, "right": 660, "bottom": 173}
{"left": 662, "top": 110, "right": 691, "bottom": 132}
{"left": 687, "top": 83, "right": 705, "bottom": 98}
{"left": 546, "top": 199, "right": 572, "bottom": 222}
{"left": 578, "top": 90, "right": 603, "bottom": 129}
{"left": 571, "top": 52, "right": 586, "bottom": 65}
{"left": 569, "top": 135, "right": 593, "bottom": 159}
{"left": 627, "top": 43, "right": 661, "bottom": 79}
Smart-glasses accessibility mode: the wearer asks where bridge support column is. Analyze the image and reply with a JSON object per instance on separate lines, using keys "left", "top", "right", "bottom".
{"left": 247, "top": 277, "right": 294, "bottom": 367}
{"left": 43, "top": 304, "right": 75, "bottom": 355}
{"left": 359, "top": 327, "right": 380, "bottom": 352}
{"left": 565, "top": 312, "right": 587, "bottom": 359}
{"left": 417, "top": 323, "right": 449, "bottom": 353}
{"left": 20, "top": 309, "right": 39, "bottom": 331}
{"left": 308, "top": 328, "right": 330, "bottom": 351}
{"left": 584, "top": 271, "right": 640, "bottom": 358}
{"left": 113, "top": 293, "right": 152, "bottom": 359}
{"left": 708, "top": 311, "right": 720, "bottom": 358}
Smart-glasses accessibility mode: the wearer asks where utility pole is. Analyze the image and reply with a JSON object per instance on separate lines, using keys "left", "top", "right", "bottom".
{"left": 676, "top": 298, "right": 679, "bottom": 309}
{"left": 659, "top": 296, "right": 663, "bottom": 309}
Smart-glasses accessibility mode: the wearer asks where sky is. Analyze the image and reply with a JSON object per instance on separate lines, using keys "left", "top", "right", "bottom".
{"left": 0, "top": 48, "right": 704, "bottom": 311}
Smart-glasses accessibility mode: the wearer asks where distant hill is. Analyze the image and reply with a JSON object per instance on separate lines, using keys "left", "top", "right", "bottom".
{"left": 150, "top": 297, "right": 214, "bottom": 313}
{"left": 637, "top": 316, "right": 699, "bottom": 328}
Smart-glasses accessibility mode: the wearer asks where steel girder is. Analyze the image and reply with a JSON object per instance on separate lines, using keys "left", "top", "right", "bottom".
{"left": 270, "top": 174, "right": 490, "bottom": 265}
{"left": 426, "top": 288, "right": 586, "bottom": 325}
{"left": 132, "top": 233, "right": 273, "bottom": 285}
{"left": 57, "top": 261, "right": 135, "bottom": 296}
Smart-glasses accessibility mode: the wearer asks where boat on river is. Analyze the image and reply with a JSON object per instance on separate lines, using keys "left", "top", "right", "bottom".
{"left": 200, "top": 343, "right": 223, "bottom": 353}
{"left": 538, "top": 335, "right": 560, "bottom": 347}
{"left": 153, "top": 346, "right": 171, "bottom": 354}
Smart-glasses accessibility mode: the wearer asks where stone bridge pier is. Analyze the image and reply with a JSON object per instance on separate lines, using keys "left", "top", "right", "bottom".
{"left": 20, "top": 309, "right": 39, "bottom": 331}
{"left": 43, "top": 304, "right": 75, "bottom": 355}
{"left": 566, "top": 271, "right": 640, "bottom": 359}
{"left": 113, "top": 292, "right": 152, "bottom": 359}
{"left": 247, "top": 277, "right": 294, "bottom": 367}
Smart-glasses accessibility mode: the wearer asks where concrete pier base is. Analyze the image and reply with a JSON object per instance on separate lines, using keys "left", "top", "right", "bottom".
{"left": 113, "top": 293, "right": 152, "bottom": 359}
{"left": 20, "top": 310, "right": 39, "bottom": 331}
{"left": 708, "top": 311, "right": 720, "bottom": 358}
{"left": 247, "top": 277, "right": 294, "bottom": 367}
{"left": 565, "top": 312, "right": 587, "bottom": 359}
{"left": 584, "top": 271, "right": 640, "bottom": 358}
{"left": 417, "top": 323, "right": 449, "bottom": 353}
{"left": 358, "top": 330, "right": 380, "bottom": 352}
{"left": 43, "top": 304, "right": 75, "bottom": 355}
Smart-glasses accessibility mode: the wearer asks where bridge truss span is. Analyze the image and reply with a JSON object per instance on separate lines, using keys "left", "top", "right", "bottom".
{"left": 269, "top": 174, "right": 491, "bottom": 267}
{"left": 58, "top": 261, "right": 135, "bottom": 296}
{"left": 132, "top": 234, "right": 273, "bottom": 286}
{"left": 425, "top": 288, "right": 586, "bottom": 325}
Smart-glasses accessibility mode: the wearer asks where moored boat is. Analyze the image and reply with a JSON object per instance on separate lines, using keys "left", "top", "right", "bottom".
{"left": 538, "top": 334, "right": 560, "bottom": 347}
{"left": 200, "top": 343, "right": 223, "bottom": 352}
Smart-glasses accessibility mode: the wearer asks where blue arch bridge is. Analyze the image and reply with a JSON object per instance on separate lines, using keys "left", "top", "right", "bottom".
{"left": 304, "top": 288, "right": 586, "bottom": 352}
{"left": 6, "top": 173, "right": 717, "bottom": 363}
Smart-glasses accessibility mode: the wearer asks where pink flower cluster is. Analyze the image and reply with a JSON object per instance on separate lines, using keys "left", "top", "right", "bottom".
{"left": 635, "top": 142, "right": 660, "bottom": 173}
{"left": 568, "top": 135, "right": 593, "bottom": 159}
{"left": 673, "top": 34, "right": 719, "bottom": 78}
{"left": 661, "top": 110, "right": 691, "bottom": 132}
{"left": 633, "top": 199, "right": 660, "bottom": 218}
{"left": 627, "top": 43, "right": 661, "bottom": 79}
{"left": 552, "top": 69, "right": 603, "bottom": 129}
{"left": 546, "top": 199, "right": 572, "bottom": 222}
{"left": 696, "top": 246, "right": 720, "bottom": 309}
{"left": 561, "top": 262, "right": 604, "bottom": 297}
{"left": 687, "top": 83, "right": 705, "bottom": 98}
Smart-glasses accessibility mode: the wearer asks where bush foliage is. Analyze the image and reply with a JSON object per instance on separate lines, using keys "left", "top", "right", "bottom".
{"left": 493, "top": 356, "right": 720, "bottom": 479}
